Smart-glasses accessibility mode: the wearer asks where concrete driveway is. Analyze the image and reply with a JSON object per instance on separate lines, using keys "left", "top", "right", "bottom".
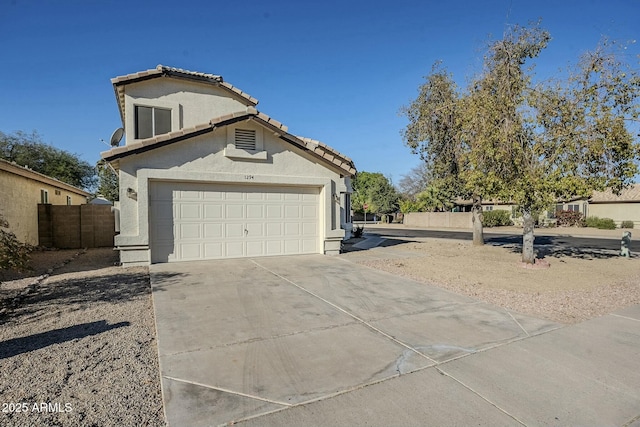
{"left": 150, "top": 253, "right": 640, "bottom": 426}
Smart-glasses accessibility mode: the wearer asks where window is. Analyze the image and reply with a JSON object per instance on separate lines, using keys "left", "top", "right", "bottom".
{"left": 567, "top": 204, "right": 580, "bottom": 212}
{"left": 483, "top": 205, "right": 493, "bottom": 211}
{"left": 55, "top": 189, "right": 61, "bottom": 195}
{"left": 66, "top": 196, "right": 72, "bottom": 205}
{"left": 40, "top": 189, "right": 49, "bottom": 204}
{"left": 345, "top": 193, "right": 351, "bottom": 223}
{"left": 135, "top": 106, "right": 171, "bottom": 139}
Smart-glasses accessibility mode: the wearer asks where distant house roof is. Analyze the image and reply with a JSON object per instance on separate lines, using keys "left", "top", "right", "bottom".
{"left": 89, "top": 196, "right": 113, "bottom": 205}
{"left": 101, "top": 107, "right": 356, "bottom": 176}
{"left": 0, "top": 158, "right": 90, "bottom": 197}
{"left": 590, "top": 184, "right": 640, "bottom": 203}
{"left": 111, "top": 64, "right": 259, "bottom": 125}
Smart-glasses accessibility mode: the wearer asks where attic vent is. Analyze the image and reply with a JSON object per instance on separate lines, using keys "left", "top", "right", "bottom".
{"left": 235, "top": 129, "right": 256, "bottom": 151}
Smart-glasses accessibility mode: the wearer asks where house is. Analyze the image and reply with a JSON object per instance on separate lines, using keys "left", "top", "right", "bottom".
{"left": 450, "top": 185, "right": 640, "bottom": 229}
{"left": 101, "top": 65, "right": 356, "bottom": 266}
{"left": 0, "top": 158, "right": 90, "bottom": 245}
{"left": 587, "top": 184, "right": 640, "bottom": 228}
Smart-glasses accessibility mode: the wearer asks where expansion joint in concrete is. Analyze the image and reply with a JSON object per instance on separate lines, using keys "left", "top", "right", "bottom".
{"left": 251, "top": 259, "right": 439, "bottom": 365}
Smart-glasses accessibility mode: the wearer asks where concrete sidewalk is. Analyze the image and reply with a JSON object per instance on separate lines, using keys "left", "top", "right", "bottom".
{"left": 150, "top": 255, "right": 640, "bottom": 427}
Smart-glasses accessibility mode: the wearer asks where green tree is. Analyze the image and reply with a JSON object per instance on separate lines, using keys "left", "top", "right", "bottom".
{"left": 401, "top": 63, "right": 487, "bottom": 243}
{"left": 0, "top": 131, "right": 96, "bottom": 190}
{"left": 415, "top": 185, "right": 454, "bottom": 212}
{"left": 96, "top": 159, "right": 119, "bottom": 202}
{"left": 402, "top": 23, "right": 640, "bottom": 264}
{"left": 351, "top": 171, "right": 399, "bottom": 216}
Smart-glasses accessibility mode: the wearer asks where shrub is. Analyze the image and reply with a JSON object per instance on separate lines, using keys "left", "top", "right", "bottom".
{"left": 482, "top": 210, "right": 512, "bottom": 227}
{"left": 352, "top": 225, "right": 364, "bottom": 238}
{"left": 585, "top": 216, "right": 617, "bottom": 230}
{"left": 621, "top": 220, "right": 635, "bottom": 229}
{"left": 0, "top": 214, "right": 32, "bottom": 275}
{"left": 555, "top": 210, "right": 585, "bottom": 227}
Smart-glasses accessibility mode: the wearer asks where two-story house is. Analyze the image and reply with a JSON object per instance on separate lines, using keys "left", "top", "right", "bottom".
{"left": 101, "top": 65, "right": 356, "bottom": 266}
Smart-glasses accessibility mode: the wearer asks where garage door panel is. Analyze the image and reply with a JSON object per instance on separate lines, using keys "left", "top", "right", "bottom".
{"left": 226, "top": 204, "right": 244, "bottom": 219}
{"left": 284, "top": 240, "right": 300, "bottom": 253}
{"left": 246, "top": 222, "right": 263, "bottom": 236}
{"left": 180, "top": 243, "right": 201, "bottom": 259}
{"left": 246, "top": 241, "right": 263, "bottom": 256}
{"left": 246, "top": 205, "right": 263, "bottom": 218}
{"left": 266, "top": 193, "right": 283, "bottom": 201}
{"left": 302, "top": 239, "right": 317, "bottom": 252}
{"left": 302, "top": 222, "right": 317, "bottom": 236}
{"left": 226, "top": 241, "right": 244, "bottom": 257}
{"left": 204, "top": 205, "right": 222, "bottom": 219}
{"left": 226, "top": 192, "right": 243, "bottom": 200}
{"left": 284, "top": 206, "right": 300, "bottom": 218}
{"left": 204, "top": 223, "right": 223, "bottom": 238}
{"left": 150, "top": 182, "right": 320, "bottom": 262}
{"left": 180, "top": 190, "right": 201, "bottom": 200}
{"left": 179, "top": 223, "right": 201, "bottom": 239}
{"left": 180, "top": 204, "right": 201, "bottom": 219}
{"left": 203, "top": 191, "right": 223, "bottom": 200}
{"left": 285, "top": 223, "right": 300, "bottom": 236}
{"left": 266, "top": 223, "right": 282, "bottom": 237}
{"left": 302, "top": 205, "right": 317, "bottom": 218}
{"left": 225, "top": 223, "right": 244, "bottom": 238}
{"left": 266, "top": 240, "right": 282, "bottom": 255}
{"left": 266, "top": 205, "right": 282, "bottom": 219}
{"left": 204, "top": 242, "right": 223, "bottom": 258}
{"left": 246, "top": 192, "right": 263, "bottom": 200}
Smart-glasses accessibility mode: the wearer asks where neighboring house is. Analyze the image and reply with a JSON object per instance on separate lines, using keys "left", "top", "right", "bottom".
{"left": 587, "top": 184, "right": 640, "bottom": 228}
{"left": 101, "top": 65, "right": 356, "bottom": 266}
{"left": 453, "top": 185, "right": 640, "bottom": 229}
{"left": 0, "top": 158, "right": 90, "bottom": 245}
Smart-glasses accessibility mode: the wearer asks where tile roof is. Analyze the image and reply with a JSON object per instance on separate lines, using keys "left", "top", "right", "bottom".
{"left": 590, "top": 184, "right": 640, "bottom": 203}
{"left": 101, "top": 108, "right": 356, "bottom": 176}
{"left": 111, "top": 65, "right": 258, "bottom": 124}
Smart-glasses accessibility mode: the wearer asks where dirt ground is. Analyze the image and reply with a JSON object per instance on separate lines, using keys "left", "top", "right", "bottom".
{"left": 355, "top": 238, "right": 640, "bottom": 324}
{"left": 0, "top": 248, "right": 164, "bottom": 427}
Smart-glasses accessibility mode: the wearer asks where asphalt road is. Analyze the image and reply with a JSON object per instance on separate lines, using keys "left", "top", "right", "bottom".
{"left": 366, "top": 226, "right": 627, "bottom": 257}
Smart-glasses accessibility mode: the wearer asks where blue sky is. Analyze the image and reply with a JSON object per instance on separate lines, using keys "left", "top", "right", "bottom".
{"left": 1, "top": 0, "right": 638, "bottom": 185}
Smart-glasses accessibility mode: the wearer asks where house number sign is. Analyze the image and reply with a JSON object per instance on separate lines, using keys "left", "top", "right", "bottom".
{"left": 244, "top": 175, "right": 255, "bottom": 180}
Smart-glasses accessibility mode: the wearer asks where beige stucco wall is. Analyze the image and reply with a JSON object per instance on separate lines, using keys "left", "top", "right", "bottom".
{"left": 115, "top": 120, "right": 349, "bottom": 265}
{"left": 404, "top": 212, "right": 473, "bottom": 229}
{"left": 0, "top": 169, "right": 88, "bottom": 245}
{"left": 587, "top": 203, "right": 640, "bottom": 228}
{"left": 122, "top": 78, "right": 251, "bottom": 146}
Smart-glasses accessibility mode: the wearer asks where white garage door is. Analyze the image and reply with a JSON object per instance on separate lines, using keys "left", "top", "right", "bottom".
{"left": 149, "top": 181, "right": 320, "bottom": 262}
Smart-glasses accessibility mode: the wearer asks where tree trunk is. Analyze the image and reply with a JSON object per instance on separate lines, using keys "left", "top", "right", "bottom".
{"left": 522, "top": 208, "right": 535, "bottom": 264}
{"left": 471, "top": 195, "right": 484, "bottom": 246}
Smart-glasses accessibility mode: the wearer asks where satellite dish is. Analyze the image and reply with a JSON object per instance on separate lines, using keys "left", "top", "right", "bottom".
{"left": 110, "top": 128, "right": 125, "bottom": 147}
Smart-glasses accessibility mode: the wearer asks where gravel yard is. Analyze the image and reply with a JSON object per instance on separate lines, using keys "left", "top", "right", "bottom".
{"left": 0, "top": 248, "right": 164, "bottom": 427}
{"left": 355, "top": 239, "right": 640, "bottom": 324}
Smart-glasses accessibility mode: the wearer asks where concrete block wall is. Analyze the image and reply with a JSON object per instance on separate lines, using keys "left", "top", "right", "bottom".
{"left": 38, "top": 204, "right": 116, "bottom": 249}
{"left": 404, "top": 212, "right": 473, "bottom": 229}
